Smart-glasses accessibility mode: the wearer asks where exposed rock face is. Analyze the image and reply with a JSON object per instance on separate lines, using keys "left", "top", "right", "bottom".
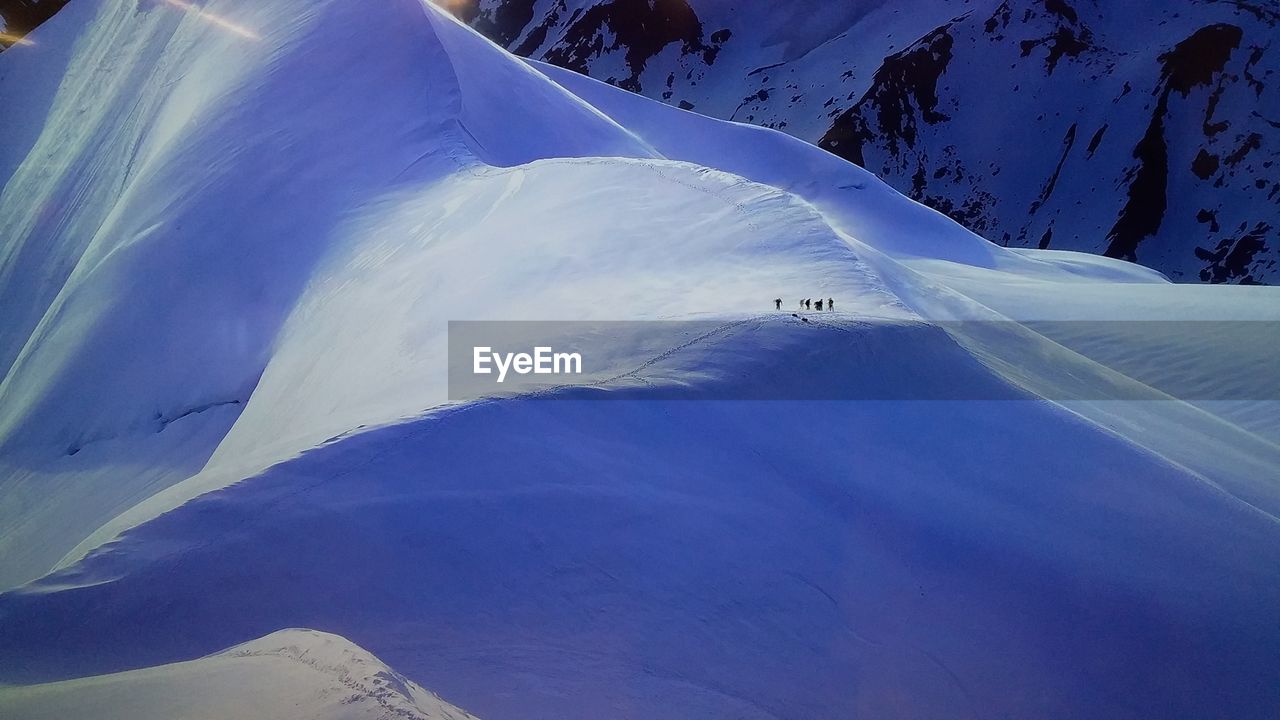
{"left": 458, "top": 0, "right": 727, "bottom": 93}
{"left": 446, "top": 0, "right": 1279, "bottom": 283}
{"left": 1103, "top": 23, "right": 1242, "bottom": 263}
{"left": 819, "top": 24, "right": 956, "bottom": 167}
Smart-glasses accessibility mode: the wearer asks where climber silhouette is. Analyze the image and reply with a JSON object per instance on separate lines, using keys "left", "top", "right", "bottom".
{"left": 775, "top": 298, "right": 782, "bottom": 310}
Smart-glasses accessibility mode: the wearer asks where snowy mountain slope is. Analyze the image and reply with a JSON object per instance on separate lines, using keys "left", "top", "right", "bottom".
{"left": 446, "top": 0, "right": 1280, "bottom": 284}
{"left": 0, "top": 628, "right": 481, "bottom": 720}
{"left": 6, "top": 381, "right": 1280, "bottom": 720}
{"left": 0, "top": 398, "right": 237, "bottom": 590}
{"left": 0, "top": 1, "right": 1278, "bottom": 719}
{"left": 0, "top": 0, "right": 905, "bottom": 586}
{"left": 819, "top": 0, "right": 1280, "bottom": 283}
{"left": 0, "top": 0, "right": 467, "bottom": 588}
{"left": 0, "top": 0, "right": 662, "bottom": 587}
{"left": 446, "top": 0, "right": 965, "bottom": 139}
{"left": 524, "top": 59, "right": 1280, "bottom": 505}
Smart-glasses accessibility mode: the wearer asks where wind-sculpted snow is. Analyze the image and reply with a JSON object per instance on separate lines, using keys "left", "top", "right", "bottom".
{"left": 5, "top": 365, "right": 1280, "bottom": 719}
{"left": 0, "top": 628, "right": 482, "bottom": 719}
{"left": 1, "top": 1, "right": 1279, "bottom": 719}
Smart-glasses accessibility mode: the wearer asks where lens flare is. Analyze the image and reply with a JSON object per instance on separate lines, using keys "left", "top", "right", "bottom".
{"left": 433, "top": 0, "right": 476, "bottom": 15}
{"left": 162, "top": 0, "right": 261, "bottom": 41}
{"left": 0, "top": 32, "right": 36, "bottom": 47}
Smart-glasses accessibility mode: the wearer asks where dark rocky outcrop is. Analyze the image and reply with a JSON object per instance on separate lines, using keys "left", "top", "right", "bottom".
{"left": 539, "top": 0, "right": 721, "bottom": 92}
{"left": 1104, "top": 24, "right": 1242, "bottom": 261}
{"left": 818, "top": 25, "right": 956, "bottom": 167}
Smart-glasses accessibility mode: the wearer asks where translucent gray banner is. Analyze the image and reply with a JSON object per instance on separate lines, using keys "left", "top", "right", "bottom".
{"left": 447, "top": 319, "right": 1280, "bottom": 402}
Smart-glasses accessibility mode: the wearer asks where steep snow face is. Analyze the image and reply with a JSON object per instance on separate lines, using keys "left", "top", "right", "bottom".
{"left": 0, "top": 0, "right": 679, "bottom": 587}
{"left": 0, "top": 0, "right": 662, "bottom": 454}
{"left": 446, "top": 0, "right": 1280, "bottom": 284}
{"left": 0, "top": 628, "right": 481, "bottom": 720}
{"left": 0, "top": 0, "right": 471, "bottom": 588}
{"left": 0, "top": 0, "right": 452, "bottom": 451}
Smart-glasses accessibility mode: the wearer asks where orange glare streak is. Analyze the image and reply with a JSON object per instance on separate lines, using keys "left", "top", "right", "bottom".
{"left": 161, "top": 0, "right": 261, "bottom": 41}
{"left": 0, "top": 32, "right": 36, "bottom": 47}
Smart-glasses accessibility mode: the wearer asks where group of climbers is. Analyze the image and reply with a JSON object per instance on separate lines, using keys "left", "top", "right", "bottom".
{"left": 773, "top": 297, "right": 834, "bottom": 311}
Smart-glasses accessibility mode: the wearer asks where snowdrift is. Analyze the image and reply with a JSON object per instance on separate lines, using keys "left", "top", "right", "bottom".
{"left": 0, "top": 1, "right": 1277, "bottom": 719}
{"left": 6, "top": 377, "right": 1280, "bottom": 719}
{"left": 0, "top": 628, "right": 480, "bottom": 720}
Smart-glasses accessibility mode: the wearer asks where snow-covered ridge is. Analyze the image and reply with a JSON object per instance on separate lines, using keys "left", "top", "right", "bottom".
{"left": 449, "top": 0, "right": 1280, "bottom": 284}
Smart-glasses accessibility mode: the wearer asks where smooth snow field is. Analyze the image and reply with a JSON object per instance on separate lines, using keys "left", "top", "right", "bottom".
{"left": 0, "top": 1, "right": 1277, "bottom": 719}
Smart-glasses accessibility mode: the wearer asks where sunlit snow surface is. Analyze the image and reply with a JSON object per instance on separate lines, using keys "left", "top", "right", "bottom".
{"left": 0, "top": 628, "right": 479, "bottom": 720}
{"left": 0, "top": 1, "right": 1277, "bottom": 719}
